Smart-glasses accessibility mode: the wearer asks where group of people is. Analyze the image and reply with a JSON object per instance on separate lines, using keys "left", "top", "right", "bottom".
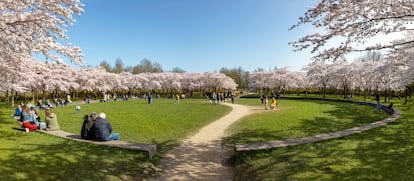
{"left": 81, "top": 112, "right": 120, "bottom": 141}
{"left": 13, "top": 103, "right": 60, "bottom": 132}
{"left": 101, "top": 93, "right": 130, "bottom": 102}
{"left": 261, "top": 94, "right": 278, "bottom": 110}
{"left": 206, "top": 91, "right": 235, "bottom": 104}
{"left": 13, "top": 102, "right": 119, "bottom": 142}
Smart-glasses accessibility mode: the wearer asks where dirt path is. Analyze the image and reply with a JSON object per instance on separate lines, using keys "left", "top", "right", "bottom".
{"left": 156, "top": 103, "right": 260, "bottom": 181}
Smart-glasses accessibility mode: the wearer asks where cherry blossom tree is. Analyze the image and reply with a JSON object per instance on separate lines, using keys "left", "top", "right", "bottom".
{"left": 181, "top": 72, "right": 203, "bottom": 96}
{"left": 248, "top": 71, "right": 275, "bottom": 93}
{"left": 140, "top": 73, "right": 162, "bottom": 92}
{"left": 328, "top": 60, "right": 356, "bottom": 97}
{"left": 289, "top": 71, "right": 309, "bottom": 96}
{"left": 159, "top": 72, "right": 182, "bottom": 94}
{"left": 350, "top": 61, "right": 379, "bottom": 100}
{"left": 0, "top": 0, "right": 84, "bottom": 64}
{"left": 0, "top": 56, "right": 33, "bottom": 106}
{"left": 203, "top": 72, "right": 237, "bottom": 92}
{"left": 303, "top": 62, "right": 336, "bottom": 97}
{"left": 375, "top": 59, "right": 409, "bottom": 102}
{"left": 290, "top": 0, "right": 414, "bottom": 61}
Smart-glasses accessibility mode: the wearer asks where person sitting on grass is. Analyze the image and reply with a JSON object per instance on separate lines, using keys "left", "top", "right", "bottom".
{"left": 12, "top": 105, "right": 22, "bottom": 121}
{"left": 93, "top": 112, "right": 120, "bottom": 141}
{"left": 19, "top": 105, "right": 39, "bottom": 132}
{"left": 45, "top": 108, "right": 60, "bottom": 131}
{"left": 31, "top": 107, "right": 41, "bottom": 123}
{"left": 270, "top": 97, "right": 277, "bottom": 110}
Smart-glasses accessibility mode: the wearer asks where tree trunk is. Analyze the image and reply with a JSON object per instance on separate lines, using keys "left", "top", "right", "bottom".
{"left": 6, "top": 90, "right": 10, "bottom": 107}
{"left": 42, "top": 90, "right": 46, "bottom": 102}
{"left": 343, "top": 86, "right": 346, "bottom": 98}
{"left": 323, "top": 85, "right": 326, "bottom": 98}
{"left": 11, "top": 90, "right": 15, "bottom": 107}
{"left": 363, "top": 88, "right": 367, "bottom": 101}
{"left": 32, "top": 90, "right": 36, "bottom": 103}
{"left": 405, "top": 87, "right": 408, "bottom": 104}
{"left": 368, "top": 88, "right": 372, "bottom": 100}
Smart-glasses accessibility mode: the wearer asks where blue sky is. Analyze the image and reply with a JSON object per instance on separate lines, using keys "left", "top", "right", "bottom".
{"left": 66, "top": 0, "right": 317, "bottom": 72}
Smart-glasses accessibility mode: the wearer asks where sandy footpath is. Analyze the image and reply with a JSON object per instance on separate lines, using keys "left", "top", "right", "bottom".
{"left": 156, "top": 103, "right": 259, "bottom": 181}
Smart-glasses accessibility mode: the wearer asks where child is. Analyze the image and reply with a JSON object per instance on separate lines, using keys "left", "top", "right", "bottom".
{"left": 75, "top": 105, "right": 81, "bottom": 114}
{"left": 270, "top": 97, "right": 277, "bottom": 110}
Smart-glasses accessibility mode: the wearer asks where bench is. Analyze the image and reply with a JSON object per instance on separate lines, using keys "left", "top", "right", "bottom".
{"left": 234, "top": 107, "right": 401, "bottom": 156}
{"left": 39, "top": 130, "right": 157, "bottom": 158}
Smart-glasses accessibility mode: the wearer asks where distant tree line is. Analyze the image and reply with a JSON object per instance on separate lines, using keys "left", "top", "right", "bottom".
{"left": 99, "top": 59, "right": 258, "bottom": 90}
{"left": 100, "top": 58, "right": 166, "bottom": 74}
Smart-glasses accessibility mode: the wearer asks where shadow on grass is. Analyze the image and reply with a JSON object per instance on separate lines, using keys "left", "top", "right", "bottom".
{"left": 291, "top": 100, "right": 389, "bottom": 137}
{"left": 0, "top": 109, "right": 15, "bottom": 126}
{"left": 0, "top": 138, "right": 158, "bottom": 181}
{"left": 225, "top": 100, "right": 389, "bottom": 144}
{"left": 230, "top": 100, "right": 414, "bottom": 180}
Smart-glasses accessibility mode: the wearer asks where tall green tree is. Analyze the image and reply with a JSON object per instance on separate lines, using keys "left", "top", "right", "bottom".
{"left": 219, "top": 67, "right": 249, "bottom": 89}
{"left": 114, "top": 58, "right": 124, "bottom": 73}
{"left": 171, "top": 67, "right": 186, "bottom": 73}
{"left": 131, "top": 59, "right": 164, "bottom": 73}
{"left": 99, "top": 60, "right": 111, "bottom": 72}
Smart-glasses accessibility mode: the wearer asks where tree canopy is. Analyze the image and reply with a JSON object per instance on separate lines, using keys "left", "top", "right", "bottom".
{"left": 0, "top": 0, "right": 84, "bottom": 64}
{"left": 290, "top": 0, "right": 414, "bottom": 62}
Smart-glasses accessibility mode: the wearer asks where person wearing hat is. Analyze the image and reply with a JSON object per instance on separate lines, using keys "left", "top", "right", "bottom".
{"left": 93, "top": 112, "right": 120, "bottom": 141}
{"left": 45, "top": 108, "right": 60, "bottom": 130}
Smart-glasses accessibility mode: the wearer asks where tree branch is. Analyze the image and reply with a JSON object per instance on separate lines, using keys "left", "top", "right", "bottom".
{"left": 353, "top": 40, "right": 414, "bottom": 52}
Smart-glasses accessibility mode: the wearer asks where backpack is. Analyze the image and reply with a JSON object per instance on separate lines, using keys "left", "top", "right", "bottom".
{"left": 81, "top": 115, "right": 95, "bottom": 139}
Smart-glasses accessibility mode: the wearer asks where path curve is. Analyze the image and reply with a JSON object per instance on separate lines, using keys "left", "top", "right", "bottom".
{"left": 156, "top": 103, "right": 259, "bottom": 181}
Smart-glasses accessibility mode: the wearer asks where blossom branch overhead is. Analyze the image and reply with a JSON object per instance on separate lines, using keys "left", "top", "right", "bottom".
{"left": 290, "top": 0, "right": 414, "bottom": 61}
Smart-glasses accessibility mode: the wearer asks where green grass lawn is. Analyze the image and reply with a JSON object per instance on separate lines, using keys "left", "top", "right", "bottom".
{"left": 2, "top": 95, "right": 410, "bottom": 180}
{"left": 45, "top": 98, "right": 231, "bottom": 151}
{"left": 225, "top": 98, "right": 389, "bottom": 144}
{"left": 0, "top": 98, "right": 230, "bottom": 180}
{"left": 229, "top": 97, "right": 414, "bottom": 180}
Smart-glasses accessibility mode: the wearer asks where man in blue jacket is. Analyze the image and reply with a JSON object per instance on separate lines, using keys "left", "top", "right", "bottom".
{"left": 93, "top": 112, "right": 120, "bottom": 141}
